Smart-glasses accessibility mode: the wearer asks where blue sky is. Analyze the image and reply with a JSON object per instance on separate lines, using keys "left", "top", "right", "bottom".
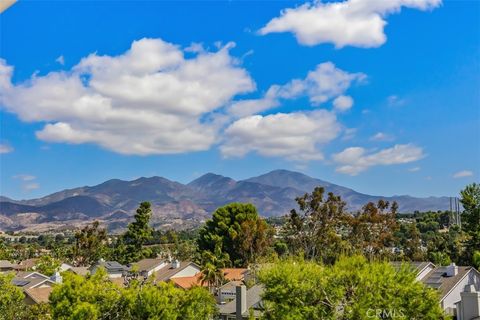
{"left": 0, "top": 0, "right": 478, "bottom": 200}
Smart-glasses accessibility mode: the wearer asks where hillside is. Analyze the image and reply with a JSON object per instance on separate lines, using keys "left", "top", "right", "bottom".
{"left": 0, "top": 170, "right": 451, "bottom": 232}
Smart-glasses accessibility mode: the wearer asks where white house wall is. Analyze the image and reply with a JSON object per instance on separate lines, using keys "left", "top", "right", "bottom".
{"left": 170, "top": 265, "right": 200, "bottom": 278}
{"left": 442, "top": 270, "right": 480, "bottom": 310}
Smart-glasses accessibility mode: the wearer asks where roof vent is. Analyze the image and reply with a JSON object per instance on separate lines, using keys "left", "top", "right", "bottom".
{"left": 446, "top": 263, "right": 458, "bottom": 277}
{"left": 172, "top": 259, "right": 180, "bottom": 269}
{"left": 51, "top": 272, "right": 63, "bottom": 284}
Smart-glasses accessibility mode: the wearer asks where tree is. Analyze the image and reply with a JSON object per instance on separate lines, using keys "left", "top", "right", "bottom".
{"left": 35, "top": 254, "right": 61, "bottom": 276}
{"left": 460, "top": 183, "right": 480, "bottom": 232}
{"left": 49, "top": 266, "right": 217, "bottom": 320}
{"left": 200, "top": 245, "right": 229, "bottom": 294}
{"left": 123, "top": 281, "right": 217, "bottom": 320}
{"left": 180, "top": 286, "right": 218, "bottom": 320}
{"left": 259, "top": 255, "right": 447, "bottom": 320}
{"left": 73, "top": 221, "right": 108, "bottom": 266}
{"left": 396, "top": 222, "right": 425, "bottom": 261}
{"left": 473, "top": 251, "right": 480, "bottom": 269}
{"left": 348, "top": 200, "right": 399, "bottom": 260}
{"left": 49, "top": 268, "right": 123, "bottom": 320}
{"left": 284, "top": 187, "right": 350, "bottom": 263}
{"left": 460, "top": 183, "right": 480, "bottom": 266}
{"left": 0, "top": 273, "right": 25, "bottom": 320}
{"left": 115, "top": 202, "right": 154, "bottom": 264}
{"left": 197, "top": 203, "right": 272, "bottom": 267}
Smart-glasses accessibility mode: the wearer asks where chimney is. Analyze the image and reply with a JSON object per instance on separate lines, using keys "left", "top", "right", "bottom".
{"left": 458, "top": 285, "right": 480, "bottom": 320}
{"left": 446, "top": 263, "right": 458, "bottom": 277}
{"left": 172, "top": 259, "right": 180, "bottom": 269}
{"left": 236, "top": 285, "right": 247, "bottom": 320}
{"left": 51, "top": 272, "right": 62, "bottom": 284}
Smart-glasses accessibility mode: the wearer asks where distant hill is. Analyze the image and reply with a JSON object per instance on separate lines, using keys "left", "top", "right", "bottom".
{"left": 0, "top": 170, "right": 451, "bottom": 232}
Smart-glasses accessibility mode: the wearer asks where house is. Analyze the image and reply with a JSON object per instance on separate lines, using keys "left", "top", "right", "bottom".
{"left": 12, "top": 271, "right": 57, "bottom": 305}
{"left": 130, "top": 258, "right": 167, "bottom": 277}
{"left": 0, "top": 260, "right": 18, "bottom": 273}
{"left": 218, "top": 284, "right": 264, "bottom": 320}
{"left": 59, "top": 262, "right": 74, "bottom": 272}
{"left": 222, "top": 268, "right": 249, "bottom": 282}
{"left": 170, "top": 272, "right": 207, "bottom": 289}
{"left": 16, "top": 258, "right": 39, "bottom": 271}
{"left": 391, "top": 261, "right": 436, "bottom": 281}
{"left": 64, "top": 266, "right": 90, "bottom": 276}
{"left": 90, "top": 260, "right": 128, "bottom": 278}
{"left": 24, "top": 287, "right": 53, "bottom": 305}
{"left": 218, "top": 280, "right": 243, "bottom": 303}
{"left": 455, "top": 284, "right": 480, "bottom": 320}
{"left": 422, "top": 263, "right": 480, "bottom": 316}
{"left": 154, "top": 260, "right": 201, "bottom": 281}
{"left": 393, "top": 261, "right": 480, "bottom": 316}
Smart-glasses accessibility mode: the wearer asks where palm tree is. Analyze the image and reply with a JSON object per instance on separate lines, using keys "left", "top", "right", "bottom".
{"left": 200, "top": 245, "right": 229, "bottom": 294}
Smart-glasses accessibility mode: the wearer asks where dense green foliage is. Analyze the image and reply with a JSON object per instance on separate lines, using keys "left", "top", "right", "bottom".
{"left": 0, "top": 272, "right": 25, "bottom": 319}
{"left": 197, "top": 203, "right": 273, "bottom": 267}
{"left": 259, "top": 255, "right": 446, "bottom": 320}
{"left": 35, "top": 254, "right": 61, "bottom": 276}
{"left": 49, "top": 268, "right": 217, "bottom": 320}
{"left": 0, "top": 273, "right": 51, "bottom": 320}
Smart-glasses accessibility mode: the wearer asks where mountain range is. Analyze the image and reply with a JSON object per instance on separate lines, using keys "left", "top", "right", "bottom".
{"left": 0, "top": 170, "right": 451, "bottom": 232}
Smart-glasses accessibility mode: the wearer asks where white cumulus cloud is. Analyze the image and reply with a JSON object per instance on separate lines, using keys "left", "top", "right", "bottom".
{"left": 0, "top": 38, "right": 255, "bottom": 155}
{"left": 221, "top": 110, "right": 341, "bottom": 161}
{"left": 333, "top": 95, "right": 353, "bottom": 112}
{"left": 333, "top": 144, "right": 425, "bottom": 175}
{"left": 229, "top": 62, "right": 365, "bottom": 117}
{"left": 259, "top": 0, "right": 441, "bottom": 48}
{"left": 453, "top": 170, "right": 474, "bottom": 178}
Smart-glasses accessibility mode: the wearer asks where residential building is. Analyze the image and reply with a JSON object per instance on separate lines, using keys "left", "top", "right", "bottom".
{"left": 218, "top": 284, "right": 264, "bottom": 320}
{"left": 393, "top": 261, "right": 480, "bottom": 316}
{"left": 422, "top": 263, "right": 480, "bottom": 316}
{"left": 218, "top": 280, "right": 243, "bottom": 303}
{"left": 455, "top": 284, "right": 480, "bottom": 320}
{"left": 391, "top": 261, "right": 436, "bottom": 281}
{"left": 0, "top": 260, "right": 18, "bottom": 273}
{"left": 130, "top": 258, "right": 167, "bottom": 277}
{"left": 12, "top": 271, "right": 57, "bottom": 305}
{"left": 90, "top": 260, "right": 128, "bottom": 278}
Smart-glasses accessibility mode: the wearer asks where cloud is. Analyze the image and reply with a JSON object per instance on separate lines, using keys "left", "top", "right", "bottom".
{"left": 370, "top": 132, "right": 395, "bottom": 142}
{"left": 333, "top": 144, "right": 425, "bottom": 175}
{"left": 408, "top": 166, "right": 421, "bottom": 172}
{"left": 0, "top": 143, "right": 13, "bottom": 154}
{"left": 56, "top": 55, "right": 65, "bottom": 65}
{"left": 453, "top": 170, "right": 474, "bottom": 178}
{"left": 333, "top": 95, "right": 353, "bottom": 112}
{"left": 342, "top": 128, "right": 357, "bottom": 141}
{"left": 259, "top": 0, "right": 441, "bottom": 48}
{"left": 228, "top": 62, "right": 365, "bottom": 117}
{"left": 387, "top": 95, "right": 406, "bottom": 107}
{"left": 12, "top": 174, "right": 39, "bottom": 192}
{"left": 23, "top": 182, "right": 40, "bottom": 191}
{"left": 13, "top": 174, "right": 36, "bottom": 181}
{"left": 221, "top": 110, "right": 341, "bottom": 161}
{"left": 0, "top": 38, "right": 255, "bottom": 155}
